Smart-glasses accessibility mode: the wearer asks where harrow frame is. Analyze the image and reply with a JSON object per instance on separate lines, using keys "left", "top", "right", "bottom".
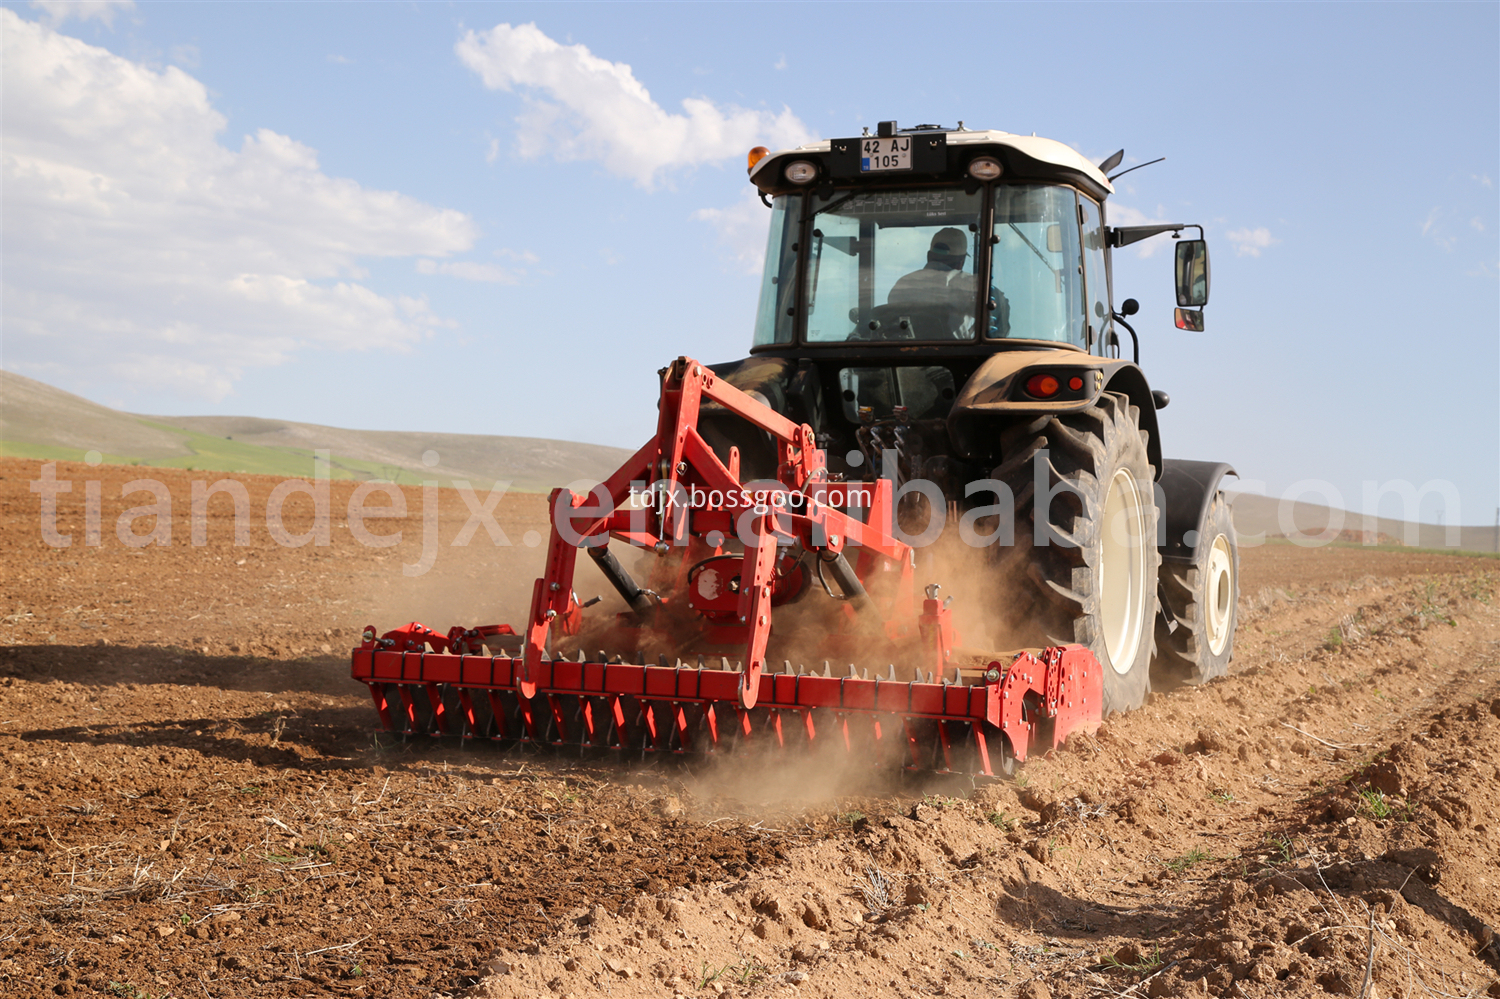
{"left": 350, "top": 355, "right": 1104, "bottom": 773}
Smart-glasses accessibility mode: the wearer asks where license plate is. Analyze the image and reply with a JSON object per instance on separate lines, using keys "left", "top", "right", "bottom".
{"left": 861, "top": 136, "right": 911, "bottom": 172}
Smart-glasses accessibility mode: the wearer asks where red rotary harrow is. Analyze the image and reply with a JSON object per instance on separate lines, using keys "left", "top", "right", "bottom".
{"left": 351, "top": 357, "right": 1103, "bottom": 774}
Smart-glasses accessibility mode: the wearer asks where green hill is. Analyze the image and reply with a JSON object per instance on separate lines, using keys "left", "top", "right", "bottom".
{"left": 0, "top": 370, "right": 633, "bottom": 491}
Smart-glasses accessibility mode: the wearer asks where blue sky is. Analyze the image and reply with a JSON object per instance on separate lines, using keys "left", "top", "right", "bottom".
{"left": 3, "top": 1, "right": 1496, "bottom": 526}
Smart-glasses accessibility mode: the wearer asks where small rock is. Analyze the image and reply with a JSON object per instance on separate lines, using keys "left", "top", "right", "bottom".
{"left": 211, "top": 911, "right": 241, "bottom": 925}
{"left": 107, "top": 934, "right": 126, "bottom": 945}
{"left": 1147, "top": 974, "right": 1176, "bottom": 997}
{"left": 151, "top": 924, "right": 176, "bottom": 938}
{"left": 904, "top": 882, "right": 932, "bottom": 905}
{"left": 750, "top": 891, "right": 785, "bottom": 921}
{"left": 1018, "top": 979, "right": 1051, "bottom": 999}
{"left": 786, "top": 971, "right": 809, "bottom": 984}
{"left": 489, "top": 960, "right": 512, "bottom": 975}
{"left": 1187, "top": 729, "right": 1227, "bottom": 754}
{"left": 1365, "top": 760, "right": 1405, "bottom": 797}
{"left": 1113, "top": 942, "right": 1142, "bottom": 965}
{"left": 791, "top": 942, "right": 820, "bottom": 962}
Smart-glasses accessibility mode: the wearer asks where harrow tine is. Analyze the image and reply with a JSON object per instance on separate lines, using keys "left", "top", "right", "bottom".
{"left": 426, "top": 682, "right": 449, "bottom": 734}
{"left": 456, "top": 688, "right": 479, "bottom": 737}
{"left": 369, "top": 685, "right": 394, "bottom": 730}
{"left": 972, "top": 725, "right": 993, "bottom": 777}
{"left": 486, "top": 691, "right": 508, "bottom": 741}
{"left": 703, "top": 703, "right": 720, "bottom": 748}
{"left": 397, "top": 685, "right": 419, "bottom": 735}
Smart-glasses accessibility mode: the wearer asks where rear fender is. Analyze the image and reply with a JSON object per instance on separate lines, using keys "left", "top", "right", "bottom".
{"left": 949, "top": 353, "right": 1162, "bottom": 474}
{"left": 1155, "top": 459, "right": 1237, "bottom": 564}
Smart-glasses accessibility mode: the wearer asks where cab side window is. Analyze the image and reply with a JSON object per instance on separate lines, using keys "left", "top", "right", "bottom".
{"left": 1079, "top": 197, "right": 1111, "bottom": 353}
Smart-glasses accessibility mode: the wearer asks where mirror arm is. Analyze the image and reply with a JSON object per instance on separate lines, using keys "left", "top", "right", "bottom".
{"left": 1111, "top": 314, "right": 1139, "bottom": 364}
{"left": 1108, "top": 223, "right": 1188, "bottom": 248}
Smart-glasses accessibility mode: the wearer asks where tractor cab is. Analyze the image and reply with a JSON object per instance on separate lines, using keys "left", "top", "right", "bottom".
{"left": 705, "top": 122, "right": 1210, "bottom": 482}
{"left": 747, "top": 122, "right": 1124, "bottom": 356}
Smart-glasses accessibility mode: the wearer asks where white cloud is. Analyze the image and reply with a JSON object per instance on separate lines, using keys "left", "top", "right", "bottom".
{"left": 455, "top": 22, "right": 813, "bottom": 188}
{"left": 1419, "top": 207, "right": 1457, "bottom": 251}
{"left": 1, "top": 10, "right": 476, "bottom": 402}
{"left": 1225, "top": 227, "right": 1278, "bottom": 258}
{"left": 694, "top": 189, "right": 773, "bottom": 275}
{"left": 416, "top": 259, "right": 521, "bottom": 284}
{"left": 28, "top": 0, "right": 132, "bottom": 26}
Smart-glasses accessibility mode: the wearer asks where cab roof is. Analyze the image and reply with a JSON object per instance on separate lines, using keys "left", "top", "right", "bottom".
{"left": 749, "top": 127, "right": 1114, "bottom": 202}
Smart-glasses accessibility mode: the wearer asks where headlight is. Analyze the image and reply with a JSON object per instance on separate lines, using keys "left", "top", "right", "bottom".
{"left": 967, "top": 157, "right": 1003, "bottom": 182}
{"left": 783, "top": 160, "right": 817, "bottom": 184}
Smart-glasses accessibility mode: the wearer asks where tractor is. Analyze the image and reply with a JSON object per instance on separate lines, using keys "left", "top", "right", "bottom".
{"left": 351, "top": 121, "right": 1238, "bottom": 773}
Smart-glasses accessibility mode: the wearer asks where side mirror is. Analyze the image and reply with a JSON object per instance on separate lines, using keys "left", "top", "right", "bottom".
{"left": 1174, "top": 308, "right": 1205, "bottom": 332}
{"left": 1174, "top": 239, "right": 1210, "bottom": 307}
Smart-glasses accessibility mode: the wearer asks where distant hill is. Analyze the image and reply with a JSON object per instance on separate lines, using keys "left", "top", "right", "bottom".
{"left": 0, "top": 370, "right": 634, "bottom": 492}
{"left": 1227, "top": 491, "right": 1497, "bottom": 555}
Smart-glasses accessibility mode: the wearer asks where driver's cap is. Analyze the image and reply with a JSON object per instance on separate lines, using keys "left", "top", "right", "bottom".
{"left": 930, "top": 227, "right": 968, "bottom": 256}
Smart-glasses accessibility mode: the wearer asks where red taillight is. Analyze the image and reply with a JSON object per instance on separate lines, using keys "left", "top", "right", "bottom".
{"left": 1068, "top": 376, "right": 1084, "bottom": 391}
{"left": 1025, "top": 374, "right": 1061, "bottom": 398}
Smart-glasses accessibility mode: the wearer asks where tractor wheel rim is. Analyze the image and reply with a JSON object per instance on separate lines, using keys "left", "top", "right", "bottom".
{"left": 1100, "top": 467, "right": 1147, "bottom": 674}
{"left": 1205, "top": 533, "right": 1234, "bottom": 656}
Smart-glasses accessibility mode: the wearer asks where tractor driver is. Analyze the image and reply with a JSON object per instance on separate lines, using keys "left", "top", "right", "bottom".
{"left": 888, "top": 228, "right": 1010, "bottom": 338}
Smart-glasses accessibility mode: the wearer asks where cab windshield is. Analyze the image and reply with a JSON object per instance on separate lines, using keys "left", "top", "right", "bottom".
{"left": 752, "top": 184, "right": 1090, "bottom": 348}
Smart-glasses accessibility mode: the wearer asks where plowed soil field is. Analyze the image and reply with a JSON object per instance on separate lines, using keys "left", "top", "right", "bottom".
{"left": 2, "top": 458, "right": 1497, "bottom": 999}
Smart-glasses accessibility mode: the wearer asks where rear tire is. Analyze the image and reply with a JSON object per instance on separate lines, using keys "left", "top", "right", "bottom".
{"left": 1153, "top": 491, "right": 1238, "bottom": 685}
{"left": 990, "top": 391, "right": 1159, "bottom": 716}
